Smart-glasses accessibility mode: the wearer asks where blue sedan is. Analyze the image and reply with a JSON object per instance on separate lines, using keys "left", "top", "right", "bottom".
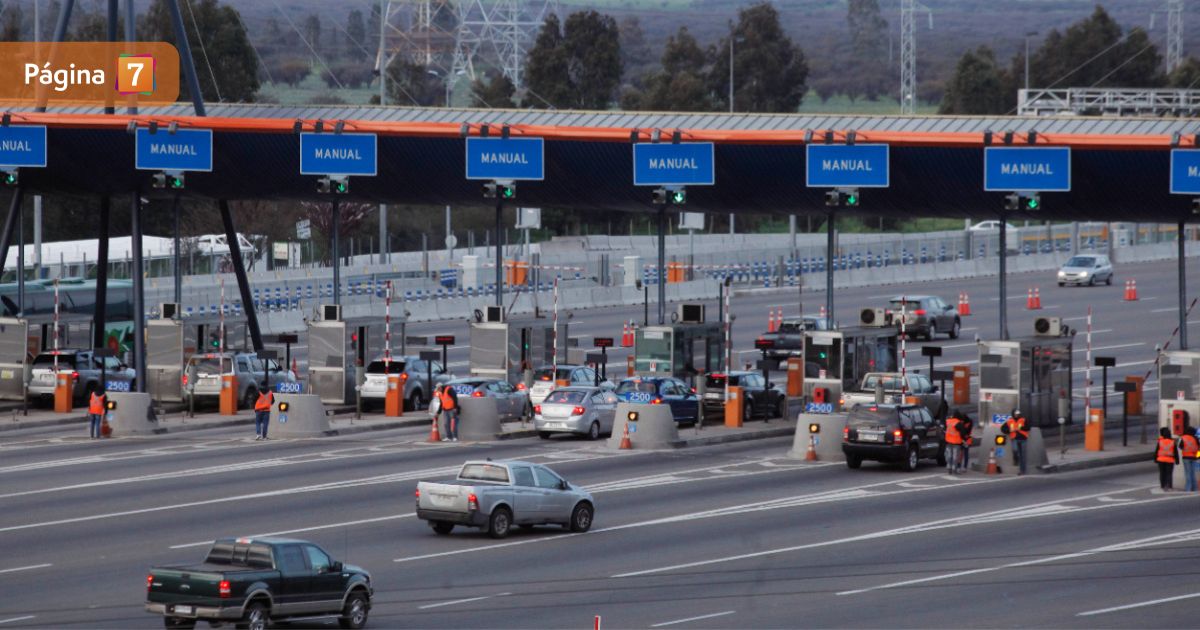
{"left": 614, "top": 377, "right": 700, "bottom": 424}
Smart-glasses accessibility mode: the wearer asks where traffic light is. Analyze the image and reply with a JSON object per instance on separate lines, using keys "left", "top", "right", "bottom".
{"left": 209, "top": 332, "right": 220, "bottom": 348}
{"left": 482, "top": 181, "right": 516, "bottom": 200}
{"left": 652, "top": 187, "right": 686, "bottom": 205}
{"left": 152, "top": 172, "right": 184, "bottom": 190}
{"left": 845, "top": 189, "right": 860, "bottom": 207}
{"left": 1005, "top": 193, "right": 1040, "bottom": 211}
{"left": 824, "top": 189, "right": 860, "bottom": 207}
{"left": 824, "top": 190, "right": 840, "bottom": 207}
{"left": 317, "top": 175, "right": 349, "bottom": 194}
{"left": 0, "top": 169, "right": 17, "bottom": 186}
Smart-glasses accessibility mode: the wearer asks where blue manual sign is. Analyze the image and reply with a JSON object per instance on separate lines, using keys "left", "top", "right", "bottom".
{"left": 465, "top": 137, "right": 543, "bottom": 181}
{"left": 299, "top": 133, "right": 377, "bottom": 176}
{"left": 633, "top": 143, "right": 715, "bottom": 186}
{"left": 135, "top": 128, "right": 212, "bottom": 172}
{"left": 806, "top": 144, "right": 889, "bottom": 188}
{"left": 1170, "top": 149, "right": 1200, "bottom": 195}
{"left": 984, "top": 147, "right": 1071, "bottom": 192}
{"left": 0, "top": 125, "right": 47, "bottom": 168}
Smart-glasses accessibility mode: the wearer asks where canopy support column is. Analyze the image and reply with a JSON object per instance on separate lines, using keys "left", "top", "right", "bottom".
{"left": 657, "top": 201, "right": 667, "bottom": 325}
{"left": 131, "top": 191, "right": 146, "bottom": 392}
{"left": 495, "top": 196, "right": 503, "bottom": 307}
{"left": 999, "top": 210, "right": 1008, "bottom": 341}
{"left": 331, "top": 198, "right": 341, "bottom": 307}
{"left": 0, "top": 188, "right": 25, "bottom": 304}
{"left": 93, "top": 197, "right": 110, "bottom": 350}
{"left": 1180, "top": 220, "right": 1188, "bottom": 350}
{"left": 826, "top": 211, "right": 835, "bottom": 325}
{"left": 219, "top": 200, "right": 263, "bottom": 352}
{"left": 165, "top": 0, "right": 207, "bottom": 117}
{"left": 172, "top": 194, "right": 182, "bottom": 306}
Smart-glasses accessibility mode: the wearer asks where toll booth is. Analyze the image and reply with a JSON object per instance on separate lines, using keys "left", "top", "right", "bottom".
{"left": 146, "top": 309, "right": 250, "bottom": 403}
{"left": 1156, "top": 351, "right": 1200, "bottom": 433}
{"left": 469, "top": 313, "right": 566, "bottom": 384}
{"left": 977, "top": 326, "right": 1074, "bottom": 429}
{"left": 803, "top": 325, "right": 899, "bottom": 405}
{"left": 307, "top": 309, "right": 388, "bottom": 405}
{"left": 0, "top": 313, "right": 95, "bottom": 401}
{"left": 633, "top": 322, "right": 724, "bottom": 379}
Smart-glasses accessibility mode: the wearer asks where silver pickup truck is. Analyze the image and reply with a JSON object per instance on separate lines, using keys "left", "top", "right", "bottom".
{"left": 841, "top": 372, "right": 947, "bottom": 420}
{"left": 416, "top": 460, "right": 594, "bottom": 539}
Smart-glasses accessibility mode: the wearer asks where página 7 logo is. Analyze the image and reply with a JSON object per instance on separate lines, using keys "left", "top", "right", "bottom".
{"left": 24, "top": 62, "right": 106, "bottom": 93}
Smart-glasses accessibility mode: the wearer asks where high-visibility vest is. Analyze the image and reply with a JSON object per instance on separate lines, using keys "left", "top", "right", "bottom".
{"left": 945, "top": 417, "right": 963, "bottom": 445}
{"left": 1157, "top": 437, "right": 1177, "bottom": 464}
{"left": 1180, "top": 434, "right": 1199, "bottom": 459}
{"left": 1007, "top": 418, "right": 1029, "bottom": 441}
{"left": 88, "top": 392, "right": 105, "bottom": 415}
{"left": 255, "top": 391, "right": 273, "bottom": 412}
{"left": 441, "top": 389, "right": 456, "bottom": 410}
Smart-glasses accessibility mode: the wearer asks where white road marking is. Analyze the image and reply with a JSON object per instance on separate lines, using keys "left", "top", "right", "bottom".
{"left": 1152, "top": 307, "right": 1179, "bottom": 313}
{"left": 418, "top": 593, "right": 511, "bottom": 610}
{"left": 1078, "top": 592, "right": 1200, "bottom": 617}
{"left": 651, "top": 611, "right": 736, "bottom": 627}
{"left": 1072, "top": 342, "right": 1145, "bottom": 353}
{"left": 939, "top": 342, "right": 977, "bottom": 349}
{"left": 613, "top": 485, "right": 1168, "bottom": 579}
{"left": 0, "top": 616, "right": 36, "bottom": 625}
{"left": 171, "top": 514, "right": 417, "bottom": 549}
{"left": 0, "top": 563, "right": 51, "bottom": 574}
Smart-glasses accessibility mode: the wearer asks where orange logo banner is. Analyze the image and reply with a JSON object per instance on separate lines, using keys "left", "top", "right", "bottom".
{"left": 0, "top": 42, "right": 180, "bottom": 106}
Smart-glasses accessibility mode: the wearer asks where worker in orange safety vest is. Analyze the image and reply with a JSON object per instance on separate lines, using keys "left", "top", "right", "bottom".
{"left": 88, "top": 390, "right": 106, "bottom": 439}
{"left": 254, "top": 389, "right": 274, "bottom": 441}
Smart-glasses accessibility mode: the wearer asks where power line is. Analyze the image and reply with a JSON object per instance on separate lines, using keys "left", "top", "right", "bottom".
{"left": 182, "top": 0, "right": 222, "bottom": 102}
{"left": 268, "top": 0, "right": 344, "bottom": 90}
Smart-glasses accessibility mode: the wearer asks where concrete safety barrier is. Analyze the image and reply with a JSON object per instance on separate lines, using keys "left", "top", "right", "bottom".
{"left": 106, "top": 392, "right": 162, "bottom": 436}
{"left": 271, "top": 393, "right": 334, "bottom": 437}
{"left": 607, "top": 402, "right": 678, "bottom": 449}
{"left": 974, "top": 424, "right": 1048, "bottom": 474}
{"left": 788, "top": 412, "right": 849, "bottom": 461}
{"left": 453, "top": 397, "right": 502, "bottom": 441}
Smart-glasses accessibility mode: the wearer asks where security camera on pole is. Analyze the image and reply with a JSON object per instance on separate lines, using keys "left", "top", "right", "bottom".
{"left": 298, "top": 122, "right": 378, "bottom": 305}
{"left": 463, "top": 125, "right": 545, "bottom": 308}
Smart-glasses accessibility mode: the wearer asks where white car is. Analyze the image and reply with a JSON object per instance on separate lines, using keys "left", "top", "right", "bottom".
{"left": 1057, "top": 254, "right": 1114, "bottom": 286}
{"left": 968, "top": 220, "right": 1020, "bottom": 247}
{"left": 527, "top": 365, "right": 601, "bottom": 406}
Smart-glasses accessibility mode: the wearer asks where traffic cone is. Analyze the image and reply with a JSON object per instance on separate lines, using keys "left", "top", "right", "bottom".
{"left": 819, "top": 305, "right": 827, "bottom": 319}
{"left": 618, "top": 422, "right": 632, "bottom": 450}
{"left": 986, "top": 448, "right": 999, "bottom": 475}
{"left": 428, "top": 415, "right": 442, "bottom": 442}
{"left": 959, "top": 292, "right": 972, "bottom": 316}
{"left": 1124, "top": 279, "right": 1138, "bottom": 301}
{"left": 1034, "top": 287, "right": 1042, "bottom": 309}
{"left": 767, "top": 309, "right": 776, "bottom": 332}
{"left": 805, "top": 434, "right": 818, "bottom": 461}
{"left": 1026, "top": 288, "right": 1038, "bottom": 310}
{"left": 594, "top": 616, "right": 602, "bottom": 630}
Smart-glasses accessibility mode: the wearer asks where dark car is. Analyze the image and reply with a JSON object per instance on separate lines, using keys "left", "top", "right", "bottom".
{"left": 702, "top": 371, "right": 787, "bottom": 422}
{"left": 760, "top": 315, "right": 833, "bottom": 360}
{"left": 146, "top": 536, "right": 372, "bottom": 630}
{"left": 888, "top": 295, "right": 961, "bottom": 340}
{"left": 614, "top": 376, "right": 700, "bottom": 424}
{"left": 842, "top": 403, "right": 946, "bottom": 471}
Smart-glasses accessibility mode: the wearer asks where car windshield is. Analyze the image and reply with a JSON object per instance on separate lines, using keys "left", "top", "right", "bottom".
{"left": 862, "top": 375, "right": 904, "bottom": 391}
{"left": 1065, "top": 256, "right": 1096, "bottom": 267}
{"left": 188, "top": 357, "right": 226, "bottom": 375}
{"left": 706, "top": 374, "right": 739, "bottom": 388}
{"left": 544, "top": 390, "right": 586, "bottom": 404}
{"left": 535, "top": 368, "right": 572, "bottom": 381}
{"left": 459, "top": 463, "right": 510, "bottom": 483}
{"left": 848, "top": 407, "right": 897, "bottom": 427}
{"left": 367, "top": 360, "right": 406, "bottom": 374}
{"left": 615, "top": 380, "right": 658, "bottom": 395}
{"left": 33, "top": 354, "right": 76, "bottom": 368}
{"left": 888, "top": 299, "right": 924, "bottom": 311}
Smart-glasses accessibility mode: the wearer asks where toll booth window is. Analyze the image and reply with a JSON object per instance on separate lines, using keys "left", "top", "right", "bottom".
{"left": 805, "top": 339, "right": 840, "bottom": 377}
{"left": 875, "top": 337, "right": 898, "bottom": 372}
{"left": 636, "top": 331, "right": 672, "bottom": 372}
{"left": 844, "top": 338, "right": 859, "bottom": 383}
{"left": 367, "top": 360, "right": 406, "bottom": 374}
{"left": 544, "top": 390, "right": 586, "bottom": 404}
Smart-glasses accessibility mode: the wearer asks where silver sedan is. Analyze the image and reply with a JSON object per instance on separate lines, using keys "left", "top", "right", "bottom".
{"left": 445, "top": 378, "right": 530, "bottom": 421}
{"left": 533, "top": 386, "right": 618, "bottom": 440}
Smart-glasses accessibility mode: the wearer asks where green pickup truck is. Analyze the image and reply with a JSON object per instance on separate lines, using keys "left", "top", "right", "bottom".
{"left": 145, "top": 537, "right": 372, "bottom": 630}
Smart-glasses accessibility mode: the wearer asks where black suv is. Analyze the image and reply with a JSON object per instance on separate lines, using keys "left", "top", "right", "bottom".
{"left": 703, "top": 372, "right": 786, "bottom": 422}
{"left": 842, "top": 403, "right": 946, "bottom": 471}
{"left": 887, "top": 295, "right": 961, "bottom": 340}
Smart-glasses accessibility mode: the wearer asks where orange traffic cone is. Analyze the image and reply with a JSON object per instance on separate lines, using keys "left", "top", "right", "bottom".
{"left": 1033, "top": 287, "right": 1042, "bottom": 309}
{"left": 1124, "top": 279, "right": 1138, "bottom": 301}
{"left": 1026, "top": 288, "right": 1038, "bottom": 310}
{"left": 986, "top": 448, "right": 999, "bottom": 475}
{"left": 959, "top": 292, "right": 972, "bottom": 316}
{"left": 618, "top": 422, "right": 633, "bottom": 450}
{"left": 429, "top": 414, "right": 442, "bottom": 442}
{"left": 805, "top": 434, "right": 818, "bottom": 461}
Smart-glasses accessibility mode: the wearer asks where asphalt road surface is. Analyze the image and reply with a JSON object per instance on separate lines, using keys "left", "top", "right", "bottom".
{"left": 1, "top": 419, "right": 1194, "bottom": 629}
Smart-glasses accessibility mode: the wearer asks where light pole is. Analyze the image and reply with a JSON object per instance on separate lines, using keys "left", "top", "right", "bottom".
{"left": 1024, "top": 31, "right": 1038, "bottom": 92}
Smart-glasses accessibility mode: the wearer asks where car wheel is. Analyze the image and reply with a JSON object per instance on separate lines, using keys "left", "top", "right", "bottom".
{"left": 926, "top": 322, "right": 936, "bottom": 341}
{"left": 488, "top": 506, "right": 512, "bottom": 539}
{"left": 538, "top": 431, "right": 552, "bottom": 440}
{"left": 743, "top": 401, "right": 754, "bottom": 423}
{"left": 1106, "top": 274, "right": 1113, "bottom": 286}
{"left": 846, "top": 454, "right": 862, "bottom": 469}
{"left": 241, "top": 388, "right": 257, "bottom": 411}
{"left": 1058, "top": 282, "right": 1065, "bottom": 287}
{"left": 570, "top": 502, "right": 594, "bottom": 532}
{"left": 902, "top": 445, "right": 919, "bottom": 472}
{"left": 774, "top": 397, "right": 786, "bottom": 419}
{"left": 430, "top": 521, "right": 454, "bottom": 535}
{"left": 338, "top": 592, "right": 370, "bottom": 630}
{"left": 587, "top": 421, "right": 601, "bottom": 441}
{"left": 949, "top": 319, "right": 960, "bottom": 340}
{"left": 236, "top": 602, "right": 268, "bottom": 630}
{"left": 1088, "top": 276, "right": 1096, "bottom": 286}
{"left": 408, "top": 391, "right": 422, "bottom": 412}
{"left": 164, "top": 618, "right": 196, "bottom": 630}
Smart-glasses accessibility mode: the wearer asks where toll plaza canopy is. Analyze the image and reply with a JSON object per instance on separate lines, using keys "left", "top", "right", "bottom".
{"left": 6, "top": 103, "right": 1200, "bottom": 222}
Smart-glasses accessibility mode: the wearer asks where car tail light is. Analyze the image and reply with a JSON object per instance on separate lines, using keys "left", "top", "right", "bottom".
{"left": 181, "top": 374, "right": 188, "bottom": 386}
{"left": 516, "top": 383, "right": 526, "bottom": 390}
{"left": 467, "top": 493, "right": 479, "bottom": 511}
{"left": 843, "top": 426, "right": 850, "bottom": 441}
{"left": 572, "top": 406, "right": 586, "bottom": 416}
{"left": 219, "top": 580, "right": 231, "bottom": 598}
{"left": 914, "top": 309, "right": 927, "bottom": 316}
{"left": 893, "top": 429, "right": 904, "bottom": 445}
{"left": 401, "top": 373, "right": 408, "bottom": 381}
{"left": 690, "top": 387, "right": 696, "bottom": 394}
{"left": 414, "top": 488, "right": 420, "bottom": 499}
{"left": 472, "top": 390, "right": 484, "bottom": 397}
{"left": 651, "top": 398, "right": 662, "bottom": 405}
{"left": 71, "top": 371, "right": 80, "bottom": 380}
{"left": 533, "top": 405, "right": 541, "bottom": 414}
{"left": 146, "top": 574, "right": 154, "bottom": 590}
